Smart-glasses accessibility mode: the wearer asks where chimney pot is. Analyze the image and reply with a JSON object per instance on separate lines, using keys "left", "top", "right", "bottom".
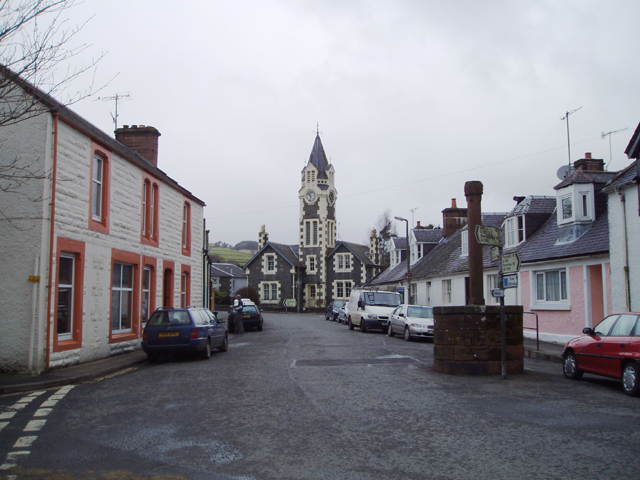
{"left": 417, "top": 221, "right": 421, "bottom": 227}
{"left": 585, "top": 152, "right": 591, "bottom": 158}
{"left": 451, "top": 198, "right": 457, "bottom": 208}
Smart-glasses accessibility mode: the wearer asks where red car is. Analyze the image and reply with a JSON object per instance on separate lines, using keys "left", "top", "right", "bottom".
{"left": 563, "top": 313, "right": 640, "bottom": 396}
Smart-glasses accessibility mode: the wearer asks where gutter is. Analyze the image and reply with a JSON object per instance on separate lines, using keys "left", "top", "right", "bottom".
{"left": 615, "top": 186, "right": 631, "bottom": 311}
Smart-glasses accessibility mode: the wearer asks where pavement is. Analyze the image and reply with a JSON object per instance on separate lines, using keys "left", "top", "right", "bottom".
{"left": 0, "top": 336, "right": 565, "bottom": 396}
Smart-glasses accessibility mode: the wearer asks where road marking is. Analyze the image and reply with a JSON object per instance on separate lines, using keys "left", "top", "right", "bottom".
{"left": 0, "top": 451, "right": 29, "bottom": 470}
{"left": 0, "top": 412, "right": 17, "bottom": 419}
{"left": 33, "top": 408, "right": 52, "bottom": 417}
{"left": 24, "top": 419, "right": 46, "bottom": 432}
{"left": 40, "top": 399, "right": 58, "bottom": 408}
{"left": 0, "top": 422, "right": 8, "bottom": 432}
{"left": 290, "top": 360, "right": 297, "bottom": 368}
{"left": 57, "top": 385, "right": 74, "bottom": 394}
{"left": 13, "top": 437, "right": 37, "bottom": 448}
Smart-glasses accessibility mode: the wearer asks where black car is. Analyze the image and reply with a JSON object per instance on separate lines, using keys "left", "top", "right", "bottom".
{"left": 325, "top": 301, "right": 346, "bottom": 321}
{"left": 142, "top": 307, "right": 228, "bottom": 361}
{"left": 239, "top": 303, "right": 263, "bottom": 331}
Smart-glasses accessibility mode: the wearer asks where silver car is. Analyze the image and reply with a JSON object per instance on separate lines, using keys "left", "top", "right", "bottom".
{"left": 387, "top": 305, "right": 434, "bottom": 341}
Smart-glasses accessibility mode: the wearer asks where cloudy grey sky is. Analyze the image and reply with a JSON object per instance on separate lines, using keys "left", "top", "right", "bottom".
{"left": 64, "top": 0, "right": 640, "bottom": 246}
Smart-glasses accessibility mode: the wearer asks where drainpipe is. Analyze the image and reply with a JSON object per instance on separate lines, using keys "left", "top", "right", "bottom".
{"left": 616, "top": 187, "right": 631, "bottom": 311}
{"left": 28, "top": 255, "right": 40, "bottom": 373}
{"left": 45, "top": 113, "right": 60, "bottom": 372}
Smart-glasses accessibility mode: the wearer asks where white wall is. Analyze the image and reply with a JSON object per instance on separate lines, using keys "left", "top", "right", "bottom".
{"left": 608, "top": 185, "right": 640, "bottom": 312}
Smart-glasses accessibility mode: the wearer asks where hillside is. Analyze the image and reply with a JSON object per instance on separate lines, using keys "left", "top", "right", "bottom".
{"left": 209, "top": 246, "right": 255, "bottom": 267}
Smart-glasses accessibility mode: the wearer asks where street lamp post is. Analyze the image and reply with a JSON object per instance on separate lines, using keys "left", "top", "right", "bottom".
{"left": 394, "top": 216, "right": 411, "bottom": 305}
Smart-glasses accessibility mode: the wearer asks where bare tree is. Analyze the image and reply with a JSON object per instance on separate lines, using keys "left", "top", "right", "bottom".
{"left": 374, "top": 209, "right": 397, "bottom": 265}
{"left": 0, "top": 0, "right": 105, "bottom": 127}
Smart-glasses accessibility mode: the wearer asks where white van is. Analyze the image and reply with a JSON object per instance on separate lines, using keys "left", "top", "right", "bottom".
{"left": 346, "top": 288, "right": 402, "bottom": 333}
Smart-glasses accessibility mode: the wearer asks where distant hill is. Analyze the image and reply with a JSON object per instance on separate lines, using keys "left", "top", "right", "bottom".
{"left": 209, "top": 245, "right": 255, "bottom": 267}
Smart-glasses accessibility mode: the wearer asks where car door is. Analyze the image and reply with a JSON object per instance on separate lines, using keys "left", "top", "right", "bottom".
{"left": 598, "top": 314, "right": 639, "bottom": 378}
{"left": 390, "top": 306, "right": 404, "bottom": 334}
{"left": 626, "top": 315, "right": 640, "bottom": 360}
{"left": 205, "top": 309, "right": 226, "bottom": 347}
{"left": 576, "top": 314, "right": 619, "bottom": 373}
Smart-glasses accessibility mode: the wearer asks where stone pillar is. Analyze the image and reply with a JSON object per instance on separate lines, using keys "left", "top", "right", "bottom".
{"left": 433, "top": 305, "right": 524, "bottom": 375}
{"left": 464, "top": 181, "right": 484, "bottom": 305}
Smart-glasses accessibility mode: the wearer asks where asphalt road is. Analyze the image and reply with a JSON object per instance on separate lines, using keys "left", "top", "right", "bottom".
{"left": 1, "top": 312, "right": 639, "bottom": 480}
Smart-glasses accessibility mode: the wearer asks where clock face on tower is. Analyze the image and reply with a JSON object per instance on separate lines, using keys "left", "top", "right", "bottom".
{"left": 305, "top": 190, "right": 317, "bottom": 203}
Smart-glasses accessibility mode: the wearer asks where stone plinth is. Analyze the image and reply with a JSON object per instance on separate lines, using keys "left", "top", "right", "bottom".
{"left": 433, "top": 305, "right": 524, "bottom": 375}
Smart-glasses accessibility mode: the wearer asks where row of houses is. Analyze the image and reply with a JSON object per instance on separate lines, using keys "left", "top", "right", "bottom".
{"left": 371, "top": 137, "right": 640, "bottom": 344}
{"left": 1, "top": 70, "right": 210, "bottom": 373}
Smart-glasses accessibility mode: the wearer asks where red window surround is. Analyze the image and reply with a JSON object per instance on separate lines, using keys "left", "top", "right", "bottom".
{"left": 142, "top": 255, "right": 157, "bottom": 326}
{"left": 181, "top": 264, "right": 191, "bottom": 308}
{"left": 89, "top": 142, "right": 111, "bottom": 235}
{"left": 54, "top": 237, "right": 85, "bottom": 352}
{"left": 182, "top": 201, "right": 191, "bottom": 257}
{"left": 141, "top": 174, "right": 160, "bottom": 247}
{"left": 109, "top": 249, "right": 140, "bottom": 344}
{"left": 163, "top": 260, "right": 175, "bottom": 308}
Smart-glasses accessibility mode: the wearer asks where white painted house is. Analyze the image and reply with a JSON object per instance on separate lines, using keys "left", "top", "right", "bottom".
{"left": 0, "top": 71, "right": 206, "bottom": 373}
{"left": 603, "top": 123, "right": 640, "bottom": 313}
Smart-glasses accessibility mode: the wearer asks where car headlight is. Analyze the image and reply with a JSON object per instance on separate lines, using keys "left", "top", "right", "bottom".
{"left": 366, "top": 314, "right": 378, "bottom": 320}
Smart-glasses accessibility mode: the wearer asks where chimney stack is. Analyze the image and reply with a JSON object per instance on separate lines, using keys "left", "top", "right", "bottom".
{"left": 115, "top": 125, "right": 161, "bottom": 167}
{"left": 442, "top": 198, "right": 468, "bottom": 237}
{"left": 574, "top": 152, "right": 604, "bottom": 172}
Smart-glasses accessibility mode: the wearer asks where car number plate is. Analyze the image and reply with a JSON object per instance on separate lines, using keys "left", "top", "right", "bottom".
{"left": 158, "top": 332, "right": 179, "bottom": 337}
{"left": 242, "top": 315, "right": 251, "bottom": 318}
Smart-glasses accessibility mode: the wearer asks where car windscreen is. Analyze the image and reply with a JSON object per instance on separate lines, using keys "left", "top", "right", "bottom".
{"left": 243, "top": 305, "right": 258, "bottom": 314}
{"left": 364, "top": 292, "right": 401, "bottom": 307}
{"left": 407, "top": 306, "right": 434, "bottom": 318}
{"left": 146, "top": 310, "right": 192, "bottom": 326}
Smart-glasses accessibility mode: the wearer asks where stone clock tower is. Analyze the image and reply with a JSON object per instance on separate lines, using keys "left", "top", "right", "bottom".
{"left": 298, "top": 134, "right": 337, "bottom": 306}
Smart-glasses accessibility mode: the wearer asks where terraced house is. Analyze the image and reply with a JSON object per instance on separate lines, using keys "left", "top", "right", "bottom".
{"left": 0, "top": 69, "right": 206, "bottom": 373}
{"left": 245, "top": 134, "right": 384, "bottom": 309}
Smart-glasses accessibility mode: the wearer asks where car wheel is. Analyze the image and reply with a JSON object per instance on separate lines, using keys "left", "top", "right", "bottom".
{"left": 200, "top": 340, "right": 212, "bottom": 360}
{"left": 218, "top": 334, "right": 228, "bottom": 352}
{"left": 361, "top": 321, "right": 367, "bottom": 333}
{"left": 622, "top": 362, "right": 640, "bottom": 396}
{"left": 404, "top": 326, "right": 411, "bottom": 341}
{"left": 563, "top": 352, "right": 583, "bottom": 380}
{"left": 348, "top": 317, "right": 354, "bottom": 330}
{"left": 387, "top": 323, "right": 394, "bottom": 337}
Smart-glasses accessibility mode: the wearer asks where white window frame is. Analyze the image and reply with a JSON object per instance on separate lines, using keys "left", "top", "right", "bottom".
{"left": 533, "top": 268, "right": 569, "bottom": 308}
{"left": 112, "top": 262, "right": 134, "bottom": 333}
{"left": 505, "top": 216, "right": 524, "bottom": 248}
{"left": 461, "top": 231, "right": 469, "bottom": 257}
{"left": 266, "top": 254, "right": 275, "bottom": 272}
{"left": 92, "top": 154, "right": 104, "bottom": 221}
{"left": 487, "top": 274, "right": 500, "bottom": 305}
{"left": 57, "top": 254, "right": 75, "bottom": 340}
{"left": 442, "top": 279, "right": 452, "bottom": 305}
{"left": 336, "top": 253, "right": 352, "bottom": 272}
{"left": 261, "top": 281, "right": 279, "bottom": 303}
{"left": 142, "top": 266, "right": 151, "bottom": 321}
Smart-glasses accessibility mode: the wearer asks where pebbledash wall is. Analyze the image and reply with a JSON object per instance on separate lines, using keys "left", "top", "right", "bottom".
{"left": 0, "top": 99, "right": 204, "bottom": 373}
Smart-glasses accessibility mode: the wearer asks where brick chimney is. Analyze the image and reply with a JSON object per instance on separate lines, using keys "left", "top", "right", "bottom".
{"left": 574, "top": 152, "right": 604, "bottom": 172}
{"left": 442, "top": 198, "right": 468, "bottom": 237}
{"left": 115, "top": 125, "right": 161, "bottom": 167}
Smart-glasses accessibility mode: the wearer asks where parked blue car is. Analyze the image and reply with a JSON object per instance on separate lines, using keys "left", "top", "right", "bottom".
{"left": 142, "top": 307, "right": 228, "bottom": 362}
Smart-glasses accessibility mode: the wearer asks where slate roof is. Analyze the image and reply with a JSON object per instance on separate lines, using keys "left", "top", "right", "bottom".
{"left": 509, "top": 196, "right": 556, "bottom": 216}
{"left": 329, "top": 241, "right": 377, "bottom": 266}
{"left": 210, "top": 264, "right": 246, "bottom": 278}
{"left": 304, "top": 134, "right": 332, "bottom": 179}
{"left": 602, "top": 160, "right": 638, "bottom": 193}
{"left": 244, "top": 242, "right": 302, "bottom": 269}
{"left": 390, "top": 237, "right": 407, "bottom": 249}
{"left": 1, "top": 65, "right": 205, "bottom": 205}
{"left": 414, "top": 228, "right": 444, "bottom": 243}
{"left": 554, "top": 169, "right": 618, "bottom": 190}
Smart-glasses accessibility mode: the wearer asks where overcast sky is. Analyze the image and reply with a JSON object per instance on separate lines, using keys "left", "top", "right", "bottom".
{"left": 63, "top": 0, "right": 640, "bottom": 246}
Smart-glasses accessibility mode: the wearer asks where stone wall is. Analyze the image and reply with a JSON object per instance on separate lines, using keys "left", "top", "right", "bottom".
{"left": 433, "top": 305, "right": 524, "bottom": 375}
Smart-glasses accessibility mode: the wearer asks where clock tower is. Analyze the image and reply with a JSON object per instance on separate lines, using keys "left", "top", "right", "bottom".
{"left": 299, "top": 133, "right": 337, "bottom": 306}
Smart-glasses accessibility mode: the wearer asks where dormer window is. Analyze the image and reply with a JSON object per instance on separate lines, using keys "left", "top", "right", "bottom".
{"left": 561, "top": 195, "right": 572, "bottom": 220}
{"left": 557, "top": 184, "right": 595, "bottom": 225}
{"left": 461, "top": 230, "right": 468, "bottom": 257}
{"left": 505, "top": 216, "right": 524, "bottom": 247}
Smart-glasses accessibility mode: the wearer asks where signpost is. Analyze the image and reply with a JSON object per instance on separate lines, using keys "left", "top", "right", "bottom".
{"left": 503, "top": 274, "right": 518, "bottom": 289}
{"left": 475, "top": 225, "right": 501, "bottom": 247}
{"left": 502, "top": 253, "right": 521, "bottom": 274}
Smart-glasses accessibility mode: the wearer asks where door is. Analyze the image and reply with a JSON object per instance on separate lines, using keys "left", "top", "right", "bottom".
{"left": 599, "top": 314, "right": 639, "bottom": 378}
{"left": 163, "top": 268, "right": 174, "bottom": 308}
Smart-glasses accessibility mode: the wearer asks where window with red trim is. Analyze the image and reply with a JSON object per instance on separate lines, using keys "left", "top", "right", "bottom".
{"left": 110, "top": 249, "right": 140, "bottom": 343}
{"left": 180, "top": 264, "right": 191, "bottom": 308}
{"left": 54, "top": 238, "right": 85, "bottom": 351}
{"left": 141, "top": 175, "right": 160, "bottom": 247}
{"left": 89, "top": 143, "right": 111, "bottom": 234}
{"left": 182, "top": 201, "right": 191, "bottom": 256}
{"left": 142, "top": 257, "right": 157, "bottom": 323}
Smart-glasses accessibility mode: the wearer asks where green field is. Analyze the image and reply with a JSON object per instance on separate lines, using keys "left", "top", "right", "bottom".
{"left": 209, "top": 246, "right": 254, "bottom": 267}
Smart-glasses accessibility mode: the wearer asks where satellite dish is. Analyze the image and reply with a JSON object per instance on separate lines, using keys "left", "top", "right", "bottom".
{"left": 556, "top": 165, "right": 575, "bottom": 180}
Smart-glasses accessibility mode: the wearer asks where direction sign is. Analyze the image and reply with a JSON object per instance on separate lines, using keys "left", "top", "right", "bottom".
{"left": 491, "top": 246, "right": 500, "bottom": 263}
{"left": 491, "top": 288, "right": 505, "bottom": 298}
{"left": 502, "top": 252, "right": 521, "bottom": 274}
{"left": 284, "top": 298, "right": 297, "bottom": 307}
{"left": 475, "top": 225, "right": 501, "bottom": 247}
{"left": 503, "top": 274, "right": 518, "bottom": 289}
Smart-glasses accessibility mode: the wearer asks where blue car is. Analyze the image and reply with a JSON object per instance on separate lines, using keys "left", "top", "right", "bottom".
{"left": 142, "top": 307, "right": 228, "bottom": 362}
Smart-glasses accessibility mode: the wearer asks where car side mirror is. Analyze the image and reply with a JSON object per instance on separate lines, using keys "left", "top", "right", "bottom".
{"left": 583, "top": 327, "right": 594, "bottom": 335}
{"left": 358, "top": 300, "right": 364, "bottom": 309}
{"left": 399, "top": 313, "right": 405, "bottom": 317}
{"left": 213, "top": 311, "right": 218, "bottom": 316}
